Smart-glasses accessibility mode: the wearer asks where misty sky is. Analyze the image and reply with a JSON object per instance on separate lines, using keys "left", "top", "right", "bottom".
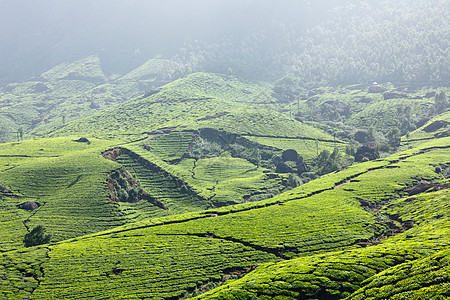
{"left": 0, "top": 0, "right": 445, "bottom": 85}
{"left": 0, "top": 0, "right": 346, "bottom": 80}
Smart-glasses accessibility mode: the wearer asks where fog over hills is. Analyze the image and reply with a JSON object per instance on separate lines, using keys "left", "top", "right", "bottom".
{"left": 0, "top": 0, "right": 317, "bottom": 81}
{"left": 0, "top": 0, "right": 447, "bottom": 85}
{"left": 0, "top": 1, "right": 449, "bottom": 299}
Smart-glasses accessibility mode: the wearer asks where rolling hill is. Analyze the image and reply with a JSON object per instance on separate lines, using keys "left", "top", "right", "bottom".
{"left": 0, "top": 56, "right": 186, "bottom": 143}
{"left": 0, "top": 70, "right": 449, "bottom": 299}
{"left": 0, "top": 136, "right": 448, "bottom": 299}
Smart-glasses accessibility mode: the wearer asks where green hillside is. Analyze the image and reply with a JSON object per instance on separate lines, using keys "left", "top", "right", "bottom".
{"left": 0, "top": 137, "right": 123, "bottom": 250}
{"left": 53, "top": 72, "right": 334, "bottom": 142}
{"left": 0, "top": 56, "right": 188, "bottom": 143}
{"left": 404, "top": 110, "right": 450, "bottom": 145}
{"left": 283, "top": 85, "right": 448, "bottom": 137}
{"left": 120, "top": 58, "right": 184, "bottom": 82}
{"left": 0, "top": 70, "right": 347, "bottom": 253}
{"left": 1, "top": 136, "right": 449, "bottom": 299}
{"left": 40, "top": 55, "right": 106, "bottom": 82}
{"left": 0, "top": 69, "right": 449, "bottom": 299}
{"left": 1, "top": 1, "right": 449, "bottom": 298}
{"left": 196, "top": 184, "right": 450, "bottom": 299}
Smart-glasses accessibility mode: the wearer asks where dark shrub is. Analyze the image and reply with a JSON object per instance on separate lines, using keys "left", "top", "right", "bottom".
{"left": 118, "top": 190, "right": 129, "bottom": 202}
{"left": 118, "top": 177, "right": 129, "bottom": 189}
{"left": 282, "top": 149, "right": 299, "bottom": 162}
{"left": 24, "top": 225, "right": 51, "bottom": 247}
{"left": 355, "top": 143, "right": 380, "bottom": 162}
{"left": 128, "top": 187, "right": 140, "bottom": 202}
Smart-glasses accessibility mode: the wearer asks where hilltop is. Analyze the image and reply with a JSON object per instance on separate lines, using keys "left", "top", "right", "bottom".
{"left": 0, "top": 56, "right": 185, "bottom": 143}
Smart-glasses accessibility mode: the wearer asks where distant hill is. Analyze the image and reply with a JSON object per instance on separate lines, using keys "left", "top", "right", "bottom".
{"left": 53, "top": 72, "right": 334, "bottom": 141}
{"left": 0, "top": 56, "right": 187, "bottom": 142}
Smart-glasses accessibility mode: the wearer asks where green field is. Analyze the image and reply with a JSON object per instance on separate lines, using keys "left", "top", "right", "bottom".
{"left": 51, "top": 73, "right": 336, "bottom": 142}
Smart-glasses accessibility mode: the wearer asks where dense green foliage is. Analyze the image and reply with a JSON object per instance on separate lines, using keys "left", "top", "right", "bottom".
{"left": 2, "top": 0, "right": 447, "bottom": 86}
{"left": 1, "top": 135, "right": 448, "bottom": 299}
{"left": 173, "top": 0, "right": 449, "bottom": 85}
{"left": 23, "top": 226, "right": 51, "bottom": 247}
{"left": 0, "top": 64, "right": 449, "bottom": 299}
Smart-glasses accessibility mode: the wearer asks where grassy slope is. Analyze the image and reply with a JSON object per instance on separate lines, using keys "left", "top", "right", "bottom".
{"left": 0, "top": 137, "right": 125, "bottom": 250}
{"left": 195, "top": 185, "right": 450, "bottom": 299}
{"left": 285, "top": 85, "right": 449, "bottom": 140}
{"left": 53, "top": 73, "right": 335, "bottom": 141}
{"left": 0, "top": 56, "right": 181, "bottom": 142}
{"left": 404, "top": 110, "right": 450, "bottom": 143}
{"left": 0, "top": 137, "right": 448, "bottom": 299}
{"left": 40, "top": 55, "right": 106, "bottom": 81}
{"left": 119, "top": 58, "right": 184, "bottom": 81}
{"left": 244, "top": 136, "right": 346, "bottom": 165}
{"left": 122, "top": 142, "right": 286, "bottom": 208}
{"left": 0, "top": 70, "right": 338, "bottom": 252}
{"left": 42, "top": 73, "right": 340, "bottom": 210}
{"left": 1, "top": 71, "right": 448, "bottom": 299}
{"left": 116, "top": 154, "right": 209, "bottom": 217}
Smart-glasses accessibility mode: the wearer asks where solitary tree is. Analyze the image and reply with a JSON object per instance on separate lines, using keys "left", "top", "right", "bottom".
{"left": 316, "top": 148, "right": 343, "bottom": 175}
{"left": 23, "top": 225, "right": 51, "bottom": 247}
{"left": 435, "top": 91, "right": 448, "bottom": 113}
{"left": 387, "top": 127, "right": 401, "bottom": 149}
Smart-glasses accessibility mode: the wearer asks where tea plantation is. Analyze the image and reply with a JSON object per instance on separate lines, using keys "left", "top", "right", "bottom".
{"left": 0, "top": 56, "right": 184, "bottom": 143}
{"left": 1, "top": 70, "right": 449, "bottom": 299}
{"left": 51, "top": 72, "right": 336, "bottom": 142}
{"left": 1, "top": 135, "right": 448, "bottom": 299}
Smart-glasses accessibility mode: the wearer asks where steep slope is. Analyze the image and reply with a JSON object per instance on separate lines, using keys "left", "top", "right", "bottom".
{"left": 0, "top": 56, "right": 186, "bottom": 142}
{"left": 0, "top": 84, "right": 337, "bottom": 251}
{"left": 196, "top": 187, "right": 450, "bottom": 299}
{"left": 1, "top": 137, "right": 448, "bottom": 299}
{"left": 284, "top": 84, "right": 448, "bottom": 139}
{"left": 54, "top": 72, "right": 334, "bottom": 142}
{"left": 0, "top": 56, "right": 136, "bottom": 141}
{"left": 0, "top": 137, "right": 124, "bottom": 250}
{"left": 1, "top": 71, "right": 448, "bottom": 300}
{"left": 119, "top": 58, "right": 184, "bottom": 82}
{"left": 40, "top": 55, "right": 106, "bottom": 82}
{"left": 404, "top": 110, "right": 450, "bottom": 145}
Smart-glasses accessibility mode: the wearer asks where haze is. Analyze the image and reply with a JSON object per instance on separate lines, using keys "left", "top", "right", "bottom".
{"left": 0, "top": 0, "right": 447, "bottom": 85}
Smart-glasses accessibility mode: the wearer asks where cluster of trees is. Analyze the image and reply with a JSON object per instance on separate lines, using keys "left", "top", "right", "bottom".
{"left": 287, "top": 0, "right": 449, "bottom": 86}
{"left": 110, "top": 169, "right": 142, "bottom": 203}
{"left": 177, "top": 0, "right": 448, "bottom": 86}
{"left": 23, "top": 225, "right": 51, "bottom": 247}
